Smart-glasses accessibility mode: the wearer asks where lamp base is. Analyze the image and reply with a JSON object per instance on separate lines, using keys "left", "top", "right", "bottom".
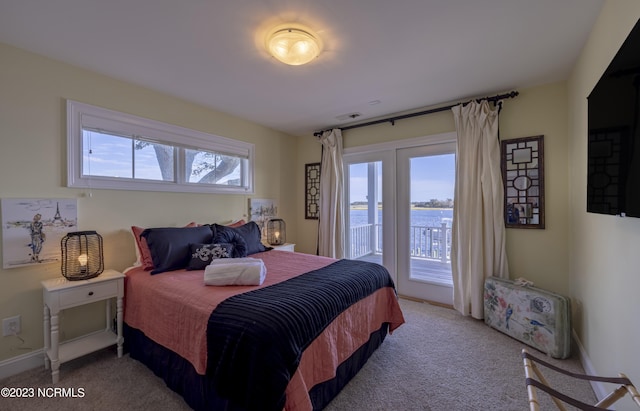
{"left": 63, "top": 271, "right": 102, "bottom": 281}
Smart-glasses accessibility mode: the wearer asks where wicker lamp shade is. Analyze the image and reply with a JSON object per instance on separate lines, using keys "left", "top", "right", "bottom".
{"left": 61, "top": 231, "right": 104, "bottom": 280}
{"left": 267, "top": 219, "right": 286, "bottom": 245}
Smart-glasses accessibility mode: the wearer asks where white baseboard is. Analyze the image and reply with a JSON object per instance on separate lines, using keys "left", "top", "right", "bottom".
{"left": 0, "top": 349, "right": 44, "bottom": 380}
{"left": 572, "top": 330, "right": 608, "bottom": 403}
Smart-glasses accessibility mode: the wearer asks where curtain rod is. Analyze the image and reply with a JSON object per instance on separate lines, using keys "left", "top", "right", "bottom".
{"left": 313, "top": 90, "right": 519, "bottom": 137}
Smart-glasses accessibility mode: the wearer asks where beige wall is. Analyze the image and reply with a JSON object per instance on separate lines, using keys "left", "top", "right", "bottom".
{"left": 500, "top": 84, "right": 570, "bottom": 293}
{"left": 0, "top": 43, "right": 297, "bottom": 362}
{"left": 568, "top": 1, "right": 640, "bottom": 408}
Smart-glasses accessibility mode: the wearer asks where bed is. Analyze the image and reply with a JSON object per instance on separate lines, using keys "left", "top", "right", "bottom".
{"left": 123, "top": 222, "right": 405, "bottom": 411}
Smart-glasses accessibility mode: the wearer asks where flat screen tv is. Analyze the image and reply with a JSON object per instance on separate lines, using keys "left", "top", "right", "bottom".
{"left": 587, "top": 18, "right": 640, "bottom": 218}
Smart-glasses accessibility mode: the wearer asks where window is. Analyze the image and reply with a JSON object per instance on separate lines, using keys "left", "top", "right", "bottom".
{"left": 67, "top": 100, "right": 254, "bottom": 194}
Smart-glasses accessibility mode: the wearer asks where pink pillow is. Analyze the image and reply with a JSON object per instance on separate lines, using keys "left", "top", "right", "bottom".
{"left": 131, "top": 222, "right": 197, "bottom": 270}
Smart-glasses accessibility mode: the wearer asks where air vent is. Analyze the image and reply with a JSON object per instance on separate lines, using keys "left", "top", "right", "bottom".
{"left": 335, "top": 112, "right": 362, "bottom": 121}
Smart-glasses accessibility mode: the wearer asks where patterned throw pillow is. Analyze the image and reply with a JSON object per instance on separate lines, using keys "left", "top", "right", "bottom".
{"left": 187, "top": 243, "right": 234, "bottom": 270}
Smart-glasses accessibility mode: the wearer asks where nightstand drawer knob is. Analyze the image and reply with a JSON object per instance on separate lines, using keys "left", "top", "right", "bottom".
{"left": 88, "top": 291, "right": 94, "bottom": 296}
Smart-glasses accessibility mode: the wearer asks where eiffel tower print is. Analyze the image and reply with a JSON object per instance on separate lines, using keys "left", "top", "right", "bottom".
{"left": 52, "top": 202, "right": 63, "bottom": 225}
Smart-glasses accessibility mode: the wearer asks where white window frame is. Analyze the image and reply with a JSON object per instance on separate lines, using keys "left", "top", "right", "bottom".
{"left": 66, "top": 100, "right": 254, "bottom": 194}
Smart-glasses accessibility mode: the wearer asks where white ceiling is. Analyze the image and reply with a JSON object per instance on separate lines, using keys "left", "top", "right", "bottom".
{"left": 0, "top": 0, "right": 603, "bottom": 137}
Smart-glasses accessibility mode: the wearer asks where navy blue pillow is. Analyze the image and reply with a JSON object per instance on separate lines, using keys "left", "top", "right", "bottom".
{"left": 213, "top": 221, "right": 267, "bottom": 255}
{"left": 141, "top": 226, "right": 213, "bottom": 274}
{"left": 212, "top": 227, "right": 248, "bottom": 258}
{"left": 186, "top": 243, "right": 234, "bottom": 270}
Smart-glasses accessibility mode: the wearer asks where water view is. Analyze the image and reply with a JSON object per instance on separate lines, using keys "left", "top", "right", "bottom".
{"left": 349, "top": 207, "right": 452, "bottom": 260}
{"left": 350, "top": 208, "right": 453, "bottom": 227}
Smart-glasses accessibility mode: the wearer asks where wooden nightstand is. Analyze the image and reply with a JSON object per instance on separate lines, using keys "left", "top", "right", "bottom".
{"left": 42, "top": 269, "right": 124, "bottom": 383}
{"left": 270, "top": 243, "right": 295, "bottom": 252}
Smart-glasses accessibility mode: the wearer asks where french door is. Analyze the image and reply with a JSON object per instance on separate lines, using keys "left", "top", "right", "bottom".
{"left": 344, "top": 151, "right": 396, "bottom": 281}
{"left": 396, "top": 144, "right": 455, "bottom": 305}
{"left": 344, "top": 134, "right": 455, "bottom": 305}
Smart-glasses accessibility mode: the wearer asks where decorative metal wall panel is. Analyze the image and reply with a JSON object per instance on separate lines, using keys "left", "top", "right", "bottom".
{"left": 305, "top": 163, "right": 321, "bottom": 219}
{"left": 501, "top": 135, "right": 545, "bottom": 229}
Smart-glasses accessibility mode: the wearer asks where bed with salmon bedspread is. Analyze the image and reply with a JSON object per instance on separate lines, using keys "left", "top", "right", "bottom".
{"left": 123, "top": 223, "right": 404, "bottom": 411}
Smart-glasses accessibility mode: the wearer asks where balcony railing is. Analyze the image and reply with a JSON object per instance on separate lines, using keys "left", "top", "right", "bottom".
{"left": 350, "top": 223, "right": 451, "bottom": 262}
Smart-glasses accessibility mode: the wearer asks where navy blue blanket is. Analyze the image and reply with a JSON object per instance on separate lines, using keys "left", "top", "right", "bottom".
{"left": 206, "top": 258, "right": 395, "bottom": 411}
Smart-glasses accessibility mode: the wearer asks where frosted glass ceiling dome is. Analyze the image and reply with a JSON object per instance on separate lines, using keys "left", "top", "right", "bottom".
{"left": 266, "top": 24, "right": 322, "bottom": 66}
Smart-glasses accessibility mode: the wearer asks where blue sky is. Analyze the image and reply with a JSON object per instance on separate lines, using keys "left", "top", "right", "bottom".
{"left": 82, "top": 131, "right": 240, "bottom": 183}
{"left": 349, "top": 154, "right": 455, "bottom": 203}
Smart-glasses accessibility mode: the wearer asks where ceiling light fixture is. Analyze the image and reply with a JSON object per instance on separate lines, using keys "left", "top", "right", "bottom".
{"left": 266, "top": 24, "right": 322, "bottom": 66}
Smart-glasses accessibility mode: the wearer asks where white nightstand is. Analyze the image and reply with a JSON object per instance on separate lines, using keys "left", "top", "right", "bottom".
{"left": 270, "top": 243, "right": 295, "bottom": 252}
{"left": 42, "top": 269, "right": 124, "bottom": 383}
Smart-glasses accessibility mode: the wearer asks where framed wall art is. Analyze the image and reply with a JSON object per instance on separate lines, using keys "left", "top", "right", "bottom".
{"left": 501, "top": 135, "right": 545, "bottom": 229}
{"left": 305, "top": 162, "right": 321, "bottom": 219}
{"left": 1, "top": 198, "right": 78, "bottom": 268}
{"left": 248, "top": 198, "right": 278, "bottom": 240}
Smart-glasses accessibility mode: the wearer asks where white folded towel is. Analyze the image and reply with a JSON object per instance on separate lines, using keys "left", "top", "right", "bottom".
{"left": 203, "top": 257, "right": 266, "bottom": 286}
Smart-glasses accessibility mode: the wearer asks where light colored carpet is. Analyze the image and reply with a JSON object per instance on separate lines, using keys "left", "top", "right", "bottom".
{"left": 1, "top": 298, "right": 596, "bottom": 410}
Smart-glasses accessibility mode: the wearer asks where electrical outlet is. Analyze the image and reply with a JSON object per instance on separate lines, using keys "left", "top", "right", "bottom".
{"left": 2, "top": 315, "right": 21, "bottom": 337}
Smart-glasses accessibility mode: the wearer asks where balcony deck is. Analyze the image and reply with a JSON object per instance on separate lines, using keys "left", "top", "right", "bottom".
{"left": 355, "top": 253, "right": 453, "bottom": 285}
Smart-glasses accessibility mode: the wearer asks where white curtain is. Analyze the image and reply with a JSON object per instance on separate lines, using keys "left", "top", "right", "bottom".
{"left": 451, "top": 100, "right": 509, "bottom": 319}
{"left": 317, "top": 129, "right": 346, "bottom": 259}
